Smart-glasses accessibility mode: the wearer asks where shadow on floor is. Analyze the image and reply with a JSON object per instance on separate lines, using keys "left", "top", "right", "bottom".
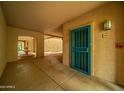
{"left": 0, "top": 54, "right": 123, "bottom": 91}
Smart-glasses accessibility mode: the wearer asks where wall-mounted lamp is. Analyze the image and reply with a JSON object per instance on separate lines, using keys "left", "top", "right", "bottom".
{"left": 103, "top": 19, "right": 112, "bottom": 31}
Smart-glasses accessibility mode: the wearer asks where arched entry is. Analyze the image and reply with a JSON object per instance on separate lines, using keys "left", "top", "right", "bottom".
{"left": 18, "top": 36, "right": 37, "bottom": 60}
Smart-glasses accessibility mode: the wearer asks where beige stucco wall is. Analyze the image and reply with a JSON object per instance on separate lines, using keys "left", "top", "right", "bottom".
{"left": 0, "top": 5, "right": 7, "bottom": 77}
{"left": 7, "top": 26, "right": 44, "bottom": 62}
{"left": 63, "top": 2, "right": 124, "bottom": 86}
{"left": 44, "top": 37, "right": 63, "bottom": 52}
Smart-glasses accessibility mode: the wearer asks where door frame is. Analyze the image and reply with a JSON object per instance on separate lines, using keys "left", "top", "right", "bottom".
{"left": 69, "top": 22, "right": 94, "bottom": 76}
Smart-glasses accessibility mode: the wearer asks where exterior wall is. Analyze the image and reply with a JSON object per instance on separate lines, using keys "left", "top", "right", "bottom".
{"left": 44, "top": 37, "right": 63, "bottom": 52}
{"left": 0, "top": 5, "right": 7, "bottom": 77}
{"left": 7, "top": 26, "right": 44, "bottom": 62}
{"left": 63, "top": 2, "right": 124, "bottom": 86}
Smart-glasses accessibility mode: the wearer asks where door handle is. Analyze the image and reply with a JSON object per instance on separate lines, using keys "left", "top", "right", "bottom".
{"left": 86, "top": 48, "right": 88, "bottom": 52}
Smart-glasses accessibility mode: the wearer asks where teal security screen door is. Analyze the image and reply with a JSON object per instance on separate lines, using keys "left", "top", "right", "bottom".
{"left": 70, "top": 25, "right": 91, "bottom": 75}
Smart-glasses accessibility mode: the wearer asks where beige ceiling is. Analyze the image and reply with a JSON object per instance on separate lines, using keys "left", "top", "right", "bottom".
{"left": 1, "top": 1, "right": 107, "bottom": 37}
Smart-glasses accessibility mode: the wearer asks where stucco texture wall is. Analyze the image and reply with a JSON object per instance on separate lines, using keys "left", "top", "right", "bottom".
{"left": 63, "top": 2, "right": 124, "bottom": 86}
{"left": 7, "top": 26, "right": 44, "bottom": 62}
{"left": 0, "top": 5, "right": 7, "bottom": 77}
{"left": 44, "top": 37, "right": 63, "bottom": 52}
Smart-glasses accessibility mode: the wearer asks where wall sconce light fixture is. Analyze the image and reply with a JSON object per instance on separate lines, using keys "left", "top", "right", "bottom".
{"left": 104, "top": 19, "right": 112, "bottom": 31}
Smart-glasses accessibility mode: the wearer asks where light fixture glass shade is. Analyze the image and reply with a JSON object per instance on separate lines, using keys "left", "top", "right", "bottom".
{"left": 104, "top": 20, "right": 112, "bottom": 31}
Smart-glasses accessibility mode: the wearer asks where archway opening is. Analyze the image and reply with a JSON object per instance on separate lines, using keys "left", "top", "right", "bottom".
{"left": 44, "top": 35, "right": 63, "bottom": 62}
{"left": 18, "top": 36, "right": 37, "bottom": 60}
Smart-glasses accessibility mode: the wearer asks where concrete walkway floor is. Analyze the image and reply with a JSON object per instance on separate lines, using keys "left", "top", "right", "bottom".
{"left": 0, "top": 54, "right": 123, "bottom": 91}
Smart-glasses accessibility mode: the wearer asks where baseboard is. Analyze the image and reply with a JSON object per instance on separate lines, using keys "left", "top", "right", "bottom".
{"left": 91, "top": 75, "right": 124, "bottom": 90}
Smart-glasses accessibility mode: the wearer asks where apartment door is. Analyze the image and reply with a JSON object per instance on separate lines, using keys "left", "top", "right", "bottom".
{"left": 70, "top": 25, "right": 91, "bottom": 75}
